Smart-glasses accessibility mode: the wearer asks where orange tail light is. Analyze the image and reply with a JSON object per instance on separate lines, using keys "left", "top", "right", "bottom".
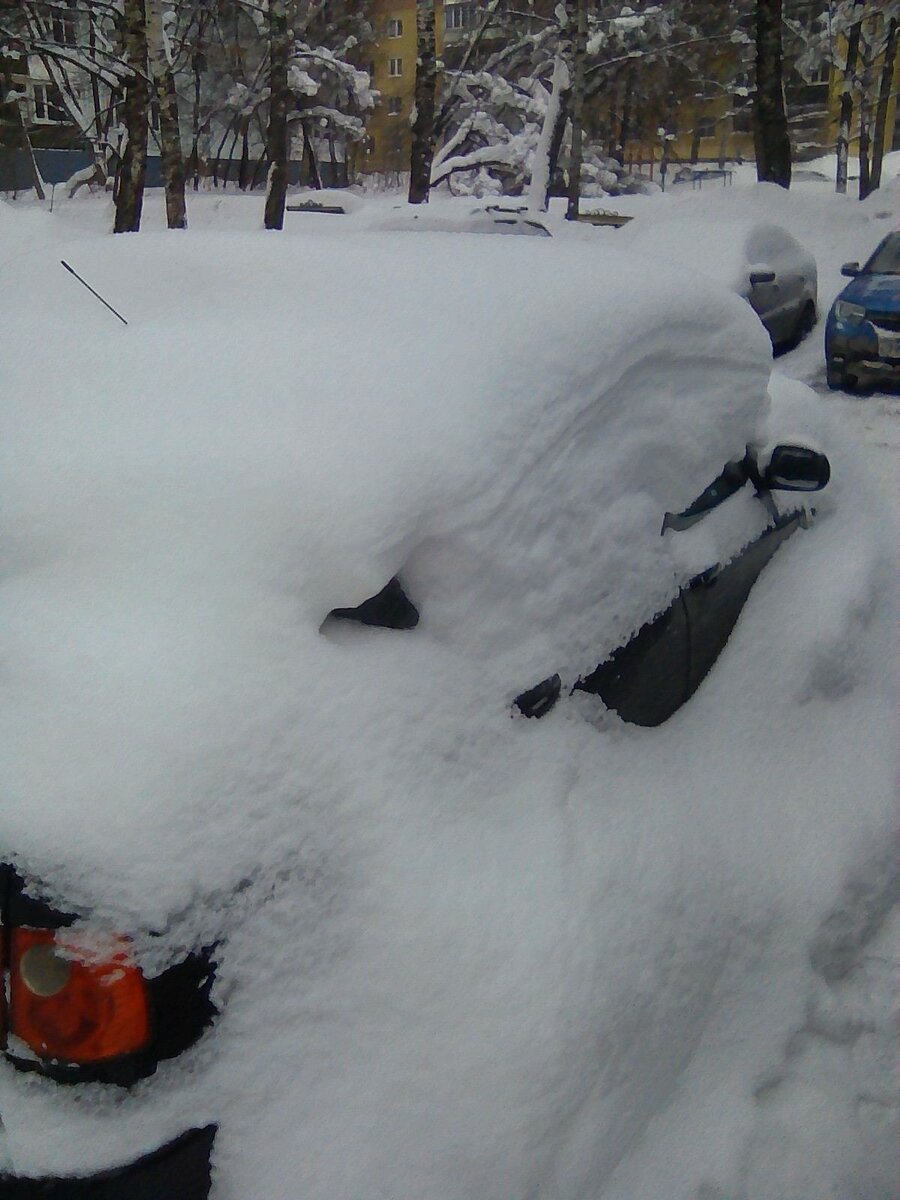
{"left": 8, "top": 928, "right": 151, "bottom": 1065}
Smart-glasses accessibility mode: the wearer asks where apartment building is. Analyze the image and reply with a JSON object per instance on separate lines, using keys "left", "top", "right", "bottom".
{"left": 361, "top": 1, "right": 494, "bottom": 179}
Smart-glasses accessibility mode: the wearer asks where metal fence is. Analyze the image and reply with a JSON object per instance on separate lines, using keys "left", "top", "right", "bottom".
{"left": 0, "top": 148, "right": 347, "bottom": 194}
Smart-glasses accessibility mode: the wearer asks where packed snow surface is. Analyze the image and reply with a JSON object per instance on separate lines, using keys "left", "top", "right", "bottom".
{"left": 0, "top": 190, "right": 896, "bottom": 1200}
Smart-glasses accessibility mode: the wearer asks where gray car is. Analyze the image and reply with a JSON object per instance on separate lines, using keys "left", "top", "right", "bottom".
{"left": 623, "top": 217, "right": 818, "bottom": 352}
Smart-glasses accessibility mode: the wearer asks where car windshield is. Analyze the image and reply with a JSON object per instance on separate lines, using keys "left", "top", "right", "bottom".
{"left": 862, "top": 233, "right": 900, "bottom": 275}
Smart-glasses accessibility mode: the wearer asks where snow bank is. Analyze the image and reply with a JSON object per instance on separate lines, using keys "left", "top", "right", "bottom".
{"left": 0, "top": 202, "right": 895, "bottom": 1200}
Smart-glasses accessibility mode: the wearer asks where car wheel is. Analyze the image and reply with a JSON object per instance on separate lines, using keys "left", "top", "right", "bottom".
{"left": 826, "top": 358, "right": 845, "bottom": 390}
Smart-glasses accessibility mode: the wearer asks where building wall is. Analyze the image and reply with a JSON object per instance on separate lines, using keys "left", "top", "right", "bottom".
{"left": 362, "top": 0, "right": 457, "bottom": 179}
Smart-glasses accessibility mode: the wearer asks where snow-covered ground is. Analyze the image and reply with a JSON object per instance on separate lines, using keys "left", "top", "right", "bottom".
{"left": 0, "top": 170, "right": 896, "bottom": 1199}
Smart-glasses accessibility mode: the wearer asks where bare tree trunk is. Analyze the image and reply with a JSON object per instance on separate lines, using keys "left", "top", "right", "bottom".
{"left": 408, "top": 0, "right": 437, "bottom": 204}
{"left": 615, "top": 66, "right": 636, "bottom": 167}
{"left": 264, "top": 0, "right": 292, "bottom": 230}
{"left": 528, "top": 52, "right": 569, "bottom": 211}
{"left": 836, "top": 2, "right": 865, "bottom": 196}
{"left": 871, "top": 16, "right": 898, "bottom": 192}
{"left": 188, "top": 15, "right": 207, "bottom": 191}
{"left": 858, "top": 87, "right": 872, "bottom": 199}
{"left": 238, "top": 116, "right": 252, "bottom": 190}
{"left": 15, "top": 100, "right": 46, "bottom": 200}
{"left": 87, "top": 15, "right": 109, "bottom": 186}
{"left": 148, "top": 3, "right": 186, "bottom": 228}
{"left": 690, "top": 123, "right": 702, "bottom": 164}
{"left": 114, "top": 0, "right": 150, "bottom": 233}
{"left": 546, "top": 90, "right": 571, "bottom": 200}
{"left": 754, "top": 0, "right": 791, "bottom": 187}
{"left": 302, "top": 120, "right": 323, "bottom": 188}
{"left": 566, "top": 0, "right": 587, "bottom": 221}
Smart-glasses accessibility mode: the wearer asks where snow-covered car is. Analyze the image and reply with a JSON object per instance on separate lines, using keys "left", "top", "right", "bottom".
{"left": 825, "top": 230, "right": 900, "bottom": 391}
{"left": 622, "top": 216, "right": 818, "bottom": 352}
{"left": 374, "top": 203, "right": 551, "bottom": 236}
{"left": 0, "top": 218, "right": 895, "bottom": 1200}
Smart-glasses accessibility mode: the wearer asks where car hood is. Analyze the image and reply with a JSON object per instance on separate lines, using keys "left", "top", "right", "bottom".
{"left": 837, "top": 271, "right": 900, "bottom": 311}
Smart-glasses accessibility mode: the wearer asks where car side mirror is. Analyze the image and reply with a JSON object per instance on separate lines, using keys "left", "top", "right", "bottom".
{"left": 762, "top": 444, "right": 830, "bottom": 491}
{"left": 749, "top": 267, "right": 776, "bottom": 286}
{"left": 840, "top": 262, "right": 860, "bottom": 277}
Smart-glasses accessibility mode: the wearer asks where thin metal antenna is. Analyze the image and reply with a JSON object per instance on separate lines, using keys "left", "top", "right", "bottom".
{"left": 60, "top": 260, "right": 128, "bottom": 326}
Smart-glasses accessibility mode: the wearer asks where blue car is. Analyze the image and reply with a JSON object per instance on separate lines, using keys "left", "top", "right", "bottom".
{"left": 825, "top": 230, "right": 900, "bottom": 391}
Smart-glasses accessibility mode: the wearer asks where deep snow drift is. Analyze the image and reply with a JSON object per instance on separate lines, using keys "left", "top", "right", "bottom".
{"left": 0, "top": 189, "right": 896, "bottom": 1200}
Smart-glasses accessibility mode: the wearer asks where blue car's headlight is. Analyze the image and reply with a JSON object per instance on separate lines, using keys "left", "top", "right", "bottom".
{"left": 834, "top": 300, "right": 866, "bottom": 324}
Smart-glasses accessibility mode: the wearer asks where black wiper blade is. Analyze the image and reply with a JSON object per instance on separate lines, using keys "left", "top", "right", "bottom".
{"left": 661, "top": 457, "right": 751, "bottom": 533}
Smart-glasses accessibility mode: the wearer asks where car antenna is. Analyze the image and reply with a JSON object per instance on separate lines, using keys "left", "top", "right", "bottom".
{"left": 60, "top": 260, "right": 128, "bottom": 326}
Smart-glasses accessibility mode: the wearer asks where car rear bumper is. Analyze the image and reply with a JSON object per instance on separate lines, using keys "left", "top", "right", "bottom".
{"left": 0, "top": 1126, "right": 215, "bottom": 1199}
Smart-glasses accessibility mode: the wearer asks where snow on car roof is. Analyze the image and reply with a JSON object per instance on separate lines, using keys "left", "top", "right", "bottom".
{"left": 621, "top": 214, "right": 813, "bottom": 295}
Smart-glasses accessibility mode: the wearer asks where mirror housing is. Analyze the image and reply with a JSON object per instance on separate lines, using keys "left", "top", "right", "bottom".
{"left": 840, "top": 262, "right": 860, "bottom": 278}
{"left": 762, "top": 444, "right": 830, "bottom": 492}
{"left": 749, "top": 268, "right": 776, "bottom": 286}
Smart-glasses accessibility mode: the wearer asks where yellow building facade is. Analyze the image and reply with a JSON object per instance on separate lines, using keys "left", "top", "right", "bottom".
{"left": 360, "top": 0, "right": 447, "bottom": 179}
{"left": 356, "top": 4, "right": 900, "bottom": 184}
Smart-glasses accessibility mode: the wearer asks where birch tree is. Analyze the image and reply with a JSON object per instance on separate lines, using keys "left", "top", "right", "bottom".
{"left": 148, "top": 2, "right": 186, "bottom": 227}
{"left": 835, "top": 0, "right": 865, "bottom": 195}
{"left": 870, "top": 15, "right": 898, "bottom": 192}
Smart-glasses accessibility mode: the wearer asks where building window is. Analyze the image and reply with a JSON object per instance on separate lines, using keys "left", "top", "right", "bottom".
{"left": 387, "top": 17, "right": 403, "bottom": 38}
{"left": 445, "top": 3, "right": 476, "bottom": 31}
{"left": 388, "top": 57, "right": 403, "bottom": 77}
{"left": 51, "top": 2, "right": 77, "bottom": 47}
{"left": 32, "top": 82, "right": 67, "bottom": 124}
{"left": 387, "top": 96, "right": 403, "bottom": 116}
{"left": 696, "top": 116, "right": 717, "bottom": 139}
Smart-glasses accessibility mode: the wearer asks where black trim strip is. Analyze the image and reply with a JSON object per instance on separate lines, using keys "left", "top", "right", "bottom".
{"left": 0, "top": 1126, "right": 216, "bottom": 1200}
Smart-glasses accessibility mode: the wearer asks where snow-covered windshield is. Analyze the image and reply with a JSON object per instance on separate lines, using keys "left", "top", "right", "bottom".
{"left": 863, "top": 232, "right": 900, "bottom": 275}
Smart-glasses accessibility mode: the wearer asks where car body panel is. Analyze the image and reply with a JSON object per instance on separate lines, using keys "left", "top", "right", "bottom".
{"left": 622, "top": 217, "right": 817, "bottom": 349}
{"left": 0, "top": 1127, "right": 215, "bottom": 1200}
{"left": 825, "top": 232, "right": 900, "bottom": 384}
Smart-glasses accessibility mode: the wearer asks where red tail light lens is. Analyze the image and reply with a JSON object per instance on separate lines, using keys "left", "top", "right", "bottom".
{"left": 9, "top": 928, "right": 151, "bottom": 1065}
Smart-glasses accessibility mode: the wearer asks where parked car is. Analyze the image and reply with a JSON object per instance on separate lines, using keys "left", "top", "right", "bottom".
{"left": 825, "top": 229, "right": 900, "bottom": 391}
{"left": 374, "top": 203, "right": 551, "bottom": 236}
{"left": 0, "top": 221, "right": 890, "bottom": 1200}
{"left": 622, "top": 217, "right": 818, "bottom": 352}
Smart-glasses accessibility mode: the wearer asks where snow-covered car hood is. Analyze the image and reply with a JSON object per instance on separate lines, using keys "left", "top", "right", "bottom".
{"left": 0, "top": 214, "right": 895, "bottom": 1198}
